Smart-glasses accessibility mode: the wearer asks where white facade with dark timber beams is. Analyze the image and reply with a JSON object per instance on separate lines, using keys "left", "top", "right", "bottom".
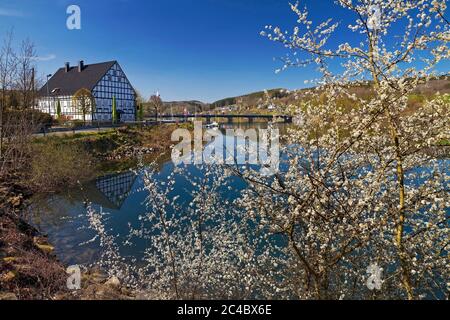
{"left": 38, "top": 60, "right": 136, "bottom": 122}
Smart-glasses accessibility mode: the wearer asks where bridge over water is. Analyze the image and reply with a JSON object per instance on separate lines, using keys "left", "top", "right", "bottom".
{"left": 158, "top": 114, "right": 293, "bottom": 124}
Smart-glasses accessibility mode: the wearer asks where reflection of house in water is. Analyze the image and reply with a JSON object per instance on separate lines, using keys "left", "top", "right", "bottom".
{"left": 84, "top": 171, "right": 137, "bottom": 210}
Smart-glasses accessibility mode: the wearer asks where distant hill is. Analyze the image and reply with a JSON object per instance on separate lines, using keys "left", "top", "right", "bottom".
{"left": 209, "top": 77, "right": 450, "bottom": 112}
{"left": 211, "top": 88, "right": 289, "bottom": 109}
{"left": 413, "top": 77, "right": 450, "bottom": 95}
{"left": 144, "top": 77, "right": 449, "bottom": 116}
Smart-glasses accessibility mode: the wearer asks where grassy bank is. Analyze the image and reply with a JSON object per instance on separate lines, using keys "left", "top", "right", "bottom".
{"left": 29, "top": 124, "right": 187, "bottom": 192}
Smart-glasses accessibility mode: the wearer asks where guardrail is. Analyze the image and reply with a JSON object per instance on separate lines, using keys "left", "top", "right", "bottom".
{"left": 158, "top": 114, "right": 293, "bottom": 123}
{"left": 35, "top": 121, "right": 159, "bottom": 136}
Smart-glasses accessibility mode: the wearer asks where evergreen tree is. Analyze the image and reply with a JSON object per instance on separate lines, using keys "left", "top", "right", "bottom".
{"left": 56, "top": 99, "right": 61, "bottom": 119}
{"left": 112, "top": 96, "right": 117, "bottom": 124}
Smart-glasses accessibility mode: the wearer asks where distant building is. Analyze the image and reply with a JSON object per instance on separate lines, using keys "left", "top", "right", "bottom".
{"left": 38, "top": 60, "right": 136, "bottom": 122}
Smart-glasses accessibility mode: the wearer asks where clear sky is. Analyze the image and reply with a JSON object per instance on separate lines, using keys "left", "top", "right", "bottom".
{"left": 0, "top": 0, "right": 448, "bottom": 102}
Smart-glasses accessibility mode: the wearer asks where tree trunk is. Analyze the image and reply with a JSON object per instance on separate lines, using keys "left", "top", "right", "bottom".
{"left": 387, "top": 111, "right": 414, "bottom": 300}
{"left": 0, "top": 89, "right": 5, "bottom": 160}
{"left": 369, "top": 36, "right": 413, "bottom": 299}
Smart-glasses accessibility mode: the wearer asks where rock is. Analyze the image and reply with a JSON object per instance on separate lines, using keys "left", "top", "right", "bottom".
{"left": 53, "top": 293, "right": 70, "bottom": 300}
{"left": 105, "top": 276, "right": 121, "bottom": 288}
{"left": 8, "top": 196, "right": 22, "bottom": 208}
{"left": 2, "top": 257, "right": 18, "bottom": 263}
{"left": 0, "top": 292, "right": 18, "bottom": 300}
{"left": 36, "top": 244, "right": 55, "bottom": 254}
{"left": 33, "top": 237, "right": 55, "bottom": 254}
{"left": 1, "top": 271, "right": 17, "bottom": 282}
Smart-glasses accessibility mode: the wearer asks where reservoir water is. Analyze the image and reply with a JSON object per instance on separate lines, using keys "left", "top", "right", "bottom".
{"left": 28, "top": 123, "right": 284, "bottom": 266}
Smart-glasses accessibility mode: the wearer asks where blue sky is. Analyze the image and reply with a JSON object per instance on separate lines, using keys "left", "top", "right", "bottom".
{"left": 0, "top": 0, "right": 448, "bottom": 102}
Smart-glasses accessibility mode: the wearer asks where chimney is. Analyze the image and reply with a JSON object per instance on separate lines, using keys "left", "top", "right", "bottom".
{"left": 65, "top": 62, "right": 70, "bottom": 72}
{"left": 78, "top": 60, "right": 84, "bottom": 72}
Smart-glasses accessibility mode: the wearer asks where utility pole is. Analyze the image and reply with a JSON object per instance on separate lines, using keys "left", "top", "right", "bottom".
{"left": 31, "top": 68, "right": 35, "bottom": 110}
{"left": 31, "top": 67, "right": 35, "bottom": 129}
{"left": 46, "top": 74, "right": 52, "bottom": 115}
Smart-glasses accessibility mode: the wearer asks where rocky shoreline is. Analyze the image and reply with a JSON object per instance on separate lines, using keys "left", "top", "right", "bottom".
{"left": 0, "top": 176, "right": 64, "bottom": 300}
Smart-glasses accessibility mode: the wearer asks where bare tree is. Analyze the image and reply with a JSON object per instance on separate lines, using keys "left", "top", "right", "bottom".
{"left": 135, "top": 89, "right": 145, "bottom": 105}
{"left": 72, "top": 88, "right": 96, "bottom": 125}
{"left": 0, "top": 110, "right": 37, "bottom": 175}
{"left": 0, "top": 33, "right": 44, "bottom": 179}
{"left": 149, "top": 94, "right": 163, "bottom": 121}
{"left": 0, "top": 30, "right": 18, "bottom": 159}
{"left": 16, "top": 38, "right": 37, "bottom": 109}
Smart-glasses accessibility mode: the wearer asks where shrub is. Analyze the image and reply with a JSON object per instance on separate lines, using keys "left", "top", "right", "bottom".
{"left": 3, "top": 109, "right": 53, "bottom": 130}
